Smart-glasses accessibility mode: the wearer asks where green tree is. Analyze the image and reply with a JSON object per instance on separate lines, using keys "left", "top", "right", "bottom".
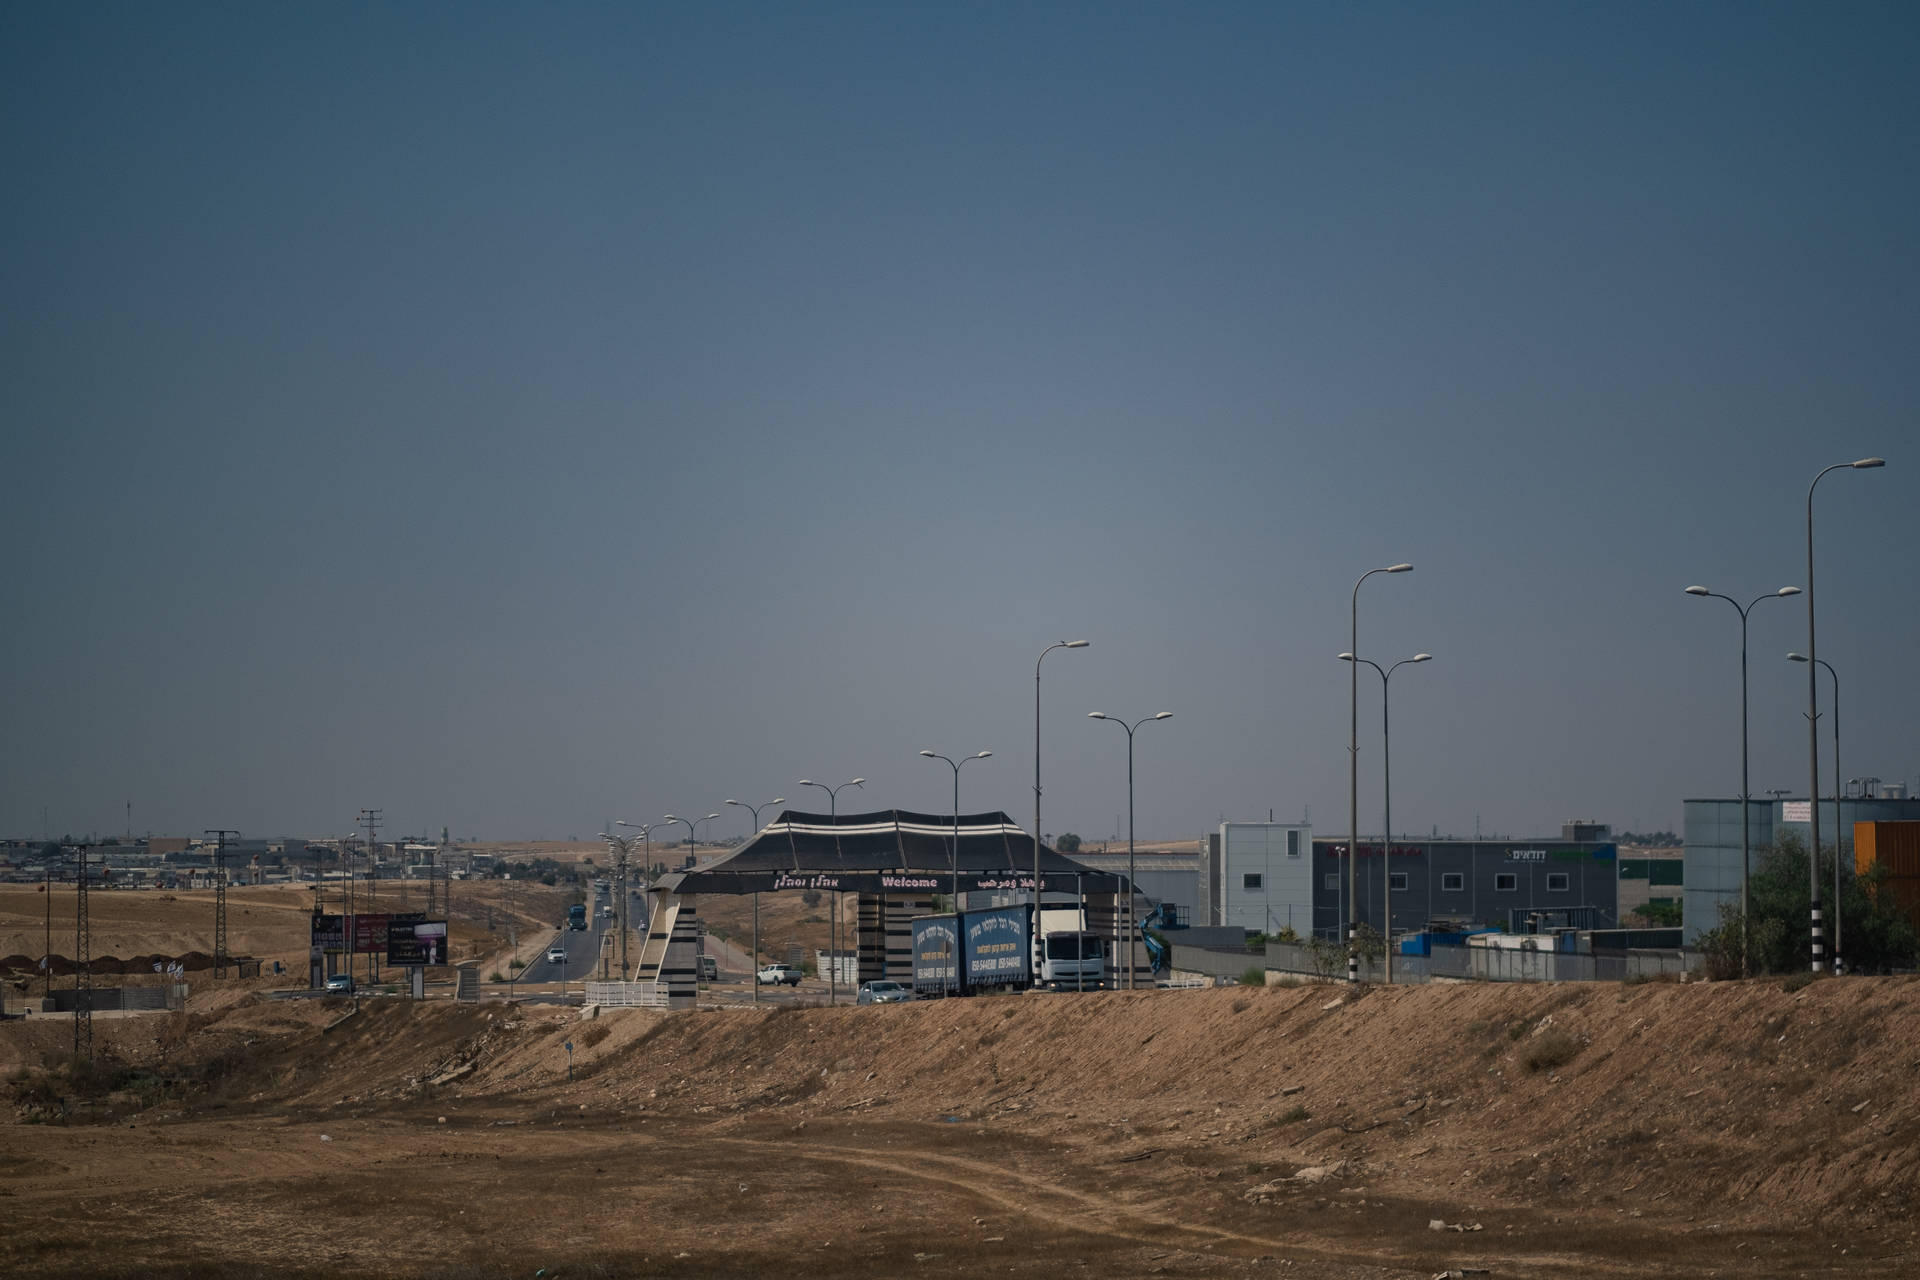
{"left": 1697, "top": 831, "right": 1917, "bottom": 977}
{"left": 1055, "top": 833, "right": 1082, "bottom": 853}
{"left": 1639, "top": 899, "right": 1683, "bottom": 927}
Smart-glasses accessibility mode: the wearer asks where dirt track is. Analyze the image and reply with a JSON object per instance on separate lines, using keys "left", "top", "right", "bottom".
{"left": 5, "top": 973, "right": 1919, "bottom": 1278}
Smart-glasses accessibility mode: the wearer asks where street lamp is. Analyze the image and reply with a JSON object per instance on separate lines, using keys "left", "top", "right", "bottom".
{"left": 726, "top": 797, "right": 786, "bottom": 1004}
{"left": 1035, "top": 641, "right": 1090, "bottom": 982}
{"left": 799, "top": 778, "right": 865, "bottom": 1004}
{"left": 1339, "top": 653, "right": 1430, "bottom": 983}
{"left": 1088, "top": 712, "right": 1172, "bottom": 990}
{"left": 1790, "top": 652, "right": 1844, "bottom": 969}
{"left": 660, "top": 813, "right": 720, "bottom": 997}
{"left": 1349, "top": 563, "right": 1413, "bottom": 983}
{"left": 660, "top": 813, "right": 720, "bottom": 873}
{"left": 1684, "top": 585, "right": 1800, "bottom": 977}
{"left": 597, "top": 831, "right": 643, "bottom": 979}
{"left": 1803, "top": 457, "right": 1883, "bottom": 972}
{"left": 919, "top": 750, "right": 992, "bottom": 992}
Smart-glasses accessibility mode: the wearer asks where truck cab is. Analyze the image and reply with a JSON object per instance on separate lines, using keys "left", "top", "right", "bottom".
{"left": 1038, "top": 931, "right": 1106, "bottom": 991}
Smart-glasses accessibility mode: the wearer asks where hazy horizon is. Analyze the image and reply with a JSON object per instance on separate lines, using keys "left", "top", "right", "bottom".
{"left": 6, "top": 3, "right": 1915, "bottom": 846}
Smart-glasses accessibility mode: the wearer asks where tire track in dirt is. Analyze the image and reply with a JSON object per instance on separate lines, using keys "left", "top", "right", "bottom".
{"left": 714, "top": 1134, "right": 1392, "bottom": 1271}
{"left": 712, "top": 1134, "right": 1750, "bottom": 1279}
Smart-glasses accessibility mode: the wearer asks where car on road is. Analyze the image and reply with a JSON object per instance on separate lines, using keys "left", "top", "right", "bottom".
{"left": 546, "top": 945, "right": 568, "bottom": 965}
{"left": 856, "top": 980, "right": 911, "bottom": 1005}
{"left": 698, "top": 956, "right": 718, "bottom": 981}
{"left": 324, "top": 974, "right": 354, "bottom": 995}
{"left": 756, "top": 962, "right": 802, "bottom": 986}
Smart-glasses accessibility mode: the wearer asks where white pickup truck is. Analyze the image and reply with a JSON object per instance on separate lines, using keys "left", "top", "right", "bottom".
{"left": 756, "top": 962, "right": 802, "bottom": 986}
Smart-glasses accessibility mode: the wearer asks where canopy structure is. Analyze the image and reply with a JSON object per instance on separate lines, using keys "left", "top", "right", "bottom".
{"left": 652, "top": 809, "right": 1128, "bottom": 897}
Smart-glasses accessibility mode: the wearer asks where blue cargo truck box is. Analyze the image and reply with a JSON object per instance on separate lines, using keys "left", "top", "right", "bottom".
{"left": 963, "top": 906, "right": 1032, "bottom": 988}
{"left": 912, "top": 915, "right": 960, "bottom": 996}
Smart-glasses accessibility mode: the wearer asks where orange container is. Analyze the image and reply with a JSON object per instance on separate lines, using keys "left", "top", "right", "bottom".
{"left": 1856, "top": 822, "right": 1920, "bottom": 927}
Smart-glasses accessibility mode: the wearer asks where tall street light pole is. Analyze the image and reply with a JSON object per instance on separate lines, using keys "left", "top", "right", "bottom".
{"left": 726, "top": 797, "right": 785, "bottom": 1005}
{"left": 1790, "top": 652, "right": 1844, "bottom": 970}
{"left": 919, "top": 751, "right": 991, "bottom": 994}
{"left": 659, "top": 813, "right": 719, "bottom": 990}
{"left": 1803, "top": 457, "right": 1883, "bottom": 973}
{"left": 1349, "top": 563, "right": 1413, "bottom": 983}
{"left": 799, "top": 777, "right": 864, "bottom": 1004}
{"left": 597, "top": 831, "right": 641, "bottom": 980}
{"left": 1339, "top": 653, "right": 1430, "bottom": 984}
{"left": 1035, "top": 641, "right": 1090, "bottom": 984}
{"left": 1088, "top": 712, "right": 1172, "bottom": 990}
{"left": 1686, "top": 585, "right": 1800, "bottom": 978}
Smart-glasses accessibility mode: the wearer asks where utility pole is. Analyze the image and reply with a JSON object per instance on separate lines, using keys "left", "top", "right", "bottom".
{"left": 207, "top": 830, "right": 239, "bottom": 978}
{"left": 72, "top": 844, "right": 92, "bottom": 1063}
{"left": 44, "top": 859, "right": 54, "bottom": 998}
{"left": 359, "top": 809, "right": 382, "bottom": 985}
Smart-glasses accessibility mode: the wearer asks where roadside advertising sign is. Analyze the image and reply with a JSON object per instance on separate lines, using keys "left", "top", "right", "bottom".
{"left": 387, "top": 918, "right": 448, "bottom": 966}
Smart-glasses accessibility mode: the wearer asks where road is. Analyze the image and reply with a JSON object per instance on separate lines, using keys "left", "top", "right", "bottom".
{"left": 513, "top": 887, "right": 639, "bottom": 983}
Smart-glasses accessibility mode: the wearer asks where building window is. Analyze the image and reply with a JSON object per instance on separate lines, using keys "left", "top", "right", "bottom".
{"left": 1546, "top": 872, "right": 1570, "bottom": 892}
{"left": 1243, "top": 873, "right": 1263, "bottom": 891}
{"left": 1287, "top": 829, "right": 1301, "bottom": 857}
{"left": 1324, "top": 873, "right": 1340, "bottom": 891}
{"left": 1441, "top": 872, "right": 1464, "bottom": 892}
{"left": 1389, "top": 872, "right": 1408, "bottom": 892}
{"left": 1495, "top": 873, "right": 1518, "bottom": 892}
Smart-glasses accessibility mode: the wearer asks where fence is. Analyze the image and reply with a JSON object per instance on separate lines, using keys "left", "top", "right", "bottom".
{"left": 1256, "top": 938, "right": 1699, "bottom": 985}
{"left": 582, "top": 981, "right": 670, "bottom": 1008}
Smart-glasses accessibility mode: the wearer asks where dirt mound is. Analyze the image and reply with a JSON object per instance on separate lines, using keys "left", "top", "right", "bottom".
{"left": 8, "top": 976, "right": 1918, "bottom": 1277}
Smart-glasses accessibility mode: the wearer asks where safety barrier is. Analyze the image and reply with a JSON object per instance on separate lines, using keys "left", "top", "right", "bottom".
{"left": 582, "top": 981, "right": 670, "bottom": 1008}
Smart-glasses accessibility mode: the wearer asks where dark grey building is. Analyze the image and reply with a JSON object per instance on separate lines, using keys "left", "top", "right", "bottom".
{"left": 1309, "top": 836, "right": 1620, "bottom": 940}
{"left": 1186, "top": 822, "right": 1619, "bottom": 940}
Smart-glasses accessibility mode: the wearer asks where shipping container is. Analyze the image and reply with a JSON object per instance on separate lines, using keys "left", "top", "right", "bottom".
{"left": 1855, "top": 821, "right": 1920, "bottom": 928}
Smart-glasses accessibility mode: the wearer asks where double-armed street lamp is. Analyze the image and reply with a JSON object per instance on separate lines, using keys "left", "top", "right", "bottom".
{"left": 1789, "top": 652, "right": 1845, "bottom": 970}
{"left": 1339, "top": 653, "right": 1430, "bottom": 983}
{"left": 920, "top": 750, "right": 992, "bottom": 993}
{"left": 1685, "top": 584, "right": 1800, "bottom": 977}
{"left": 659, "top": 813, "right": 720, "bottom": 874}
{"left": 726, "top": 797, "right": 785, "bottom": 1003}
{"left": 1088, "top": 712, "right": 1172, "bottom": 990}
{"left": 1349, "top": 563, "right": 1413, "bottom": 983}
{"left": 1802, "top": 457, "right": 1883, "bottom": 972}
{"left": 799, "top": 778, "right": 864, "bottom": 1003}
{"left": 1034, "top": 642, "right": 1090, "bottom": 973}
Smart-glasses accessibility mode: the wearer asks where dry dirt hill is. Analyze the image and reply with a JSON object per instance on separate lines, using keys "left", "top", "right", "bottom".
{"left": 3, "top": 974, "right": 1916, "bottom": 1278}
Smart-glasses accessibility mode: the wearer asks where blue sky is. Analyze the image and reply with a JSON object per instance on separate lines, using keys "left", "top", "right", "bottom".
{"left": 4, "top": 2, "right": 1915, "bottom": 844}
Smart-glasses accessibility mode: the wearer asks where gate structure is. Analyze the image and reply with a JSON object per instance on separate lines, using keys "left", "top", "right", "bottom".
{"left": 645, "top": 809, "right": 1128, "bottom": 1008}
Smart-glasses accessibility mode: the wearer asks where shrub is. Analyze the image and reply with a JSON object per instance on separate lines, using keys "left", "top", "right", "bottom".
{"left": 1239, "top": 966, "right": 1267, "bottom": 987}
{"left": 577, "top": 1023, "right": 611, "bottom": 1049}
{"left": 1277, "top": 1104, "right": 1309, "bottom": 1125}
{"left": 1521, "top": 1027, "right": 1581, "bottom": 1072}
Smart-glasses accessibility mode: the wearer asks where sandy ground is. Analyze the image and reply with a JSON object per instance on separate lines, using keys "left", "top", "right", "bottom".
{"left": 5, "top": 887, "right": 1918, "bottom": 1278}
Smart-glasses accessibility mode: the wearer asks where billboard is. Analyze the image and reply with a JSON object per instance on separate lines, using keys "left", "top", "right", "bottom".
{"left": 311, "top": 911, "right": 429, "bottom": 956}
{"left": 387, "top": 918, "right": 449, "bottom": 966}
